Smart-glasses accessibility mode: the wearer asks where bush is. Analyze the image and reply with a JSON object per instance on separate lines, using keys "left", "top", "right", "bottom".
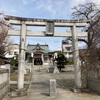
{"left": 10, "top": 59, "right": 18, "bottom": 70}
{"left": 66, "top": 59, "right": 73, "bottom": 65}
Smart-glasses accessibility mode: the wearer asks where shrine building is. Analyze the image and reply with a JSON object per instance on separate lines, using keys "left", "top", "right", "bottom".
{"left": 26, "top": 43, "right": 53, "bottom": 65}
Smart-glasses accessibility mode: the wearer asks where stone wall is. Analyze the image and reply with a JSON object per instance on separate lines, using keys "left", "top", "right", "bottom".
{"left": 65, "top": 65, "right": 74, "bottom": 71}
{"left": 0, "top": 64, "right": 10, "bottom": 99}
{"left": 88, "top": 80, "right": 100, "bottom": 94}
{"left": 87, "top": 67, "right": 100, "bottom": 94}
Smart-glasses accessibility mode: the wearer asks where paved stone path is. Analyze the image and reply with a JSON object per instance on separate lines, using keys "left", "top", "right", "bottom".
{"left": 3, "top": 67, "right": 100, "bottom": 100}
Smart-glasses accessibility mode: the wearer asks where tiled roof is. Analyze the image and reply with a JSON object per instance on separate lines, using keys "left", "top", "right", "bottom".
{"left": 26, "top": 43, "right": 50, "bottom": 53}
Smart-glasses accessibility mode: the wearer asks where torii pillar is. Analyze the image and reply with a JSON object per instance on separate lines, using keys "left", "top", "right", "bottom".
{"left": 17, "top": 21, "right": 26, "bottom": 89}
{"left": 71, "top": 25, "right": 82, "bottom": 89}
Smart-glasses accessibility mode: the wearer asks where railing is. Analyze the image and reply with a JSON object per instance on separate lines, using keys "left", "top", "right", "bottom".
{"left": 0, "top": 64, "right": 10, "bottom": 100}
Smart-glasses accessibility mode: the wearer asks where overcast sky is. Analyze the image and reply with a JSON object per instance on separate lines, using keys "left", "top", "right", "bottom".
{"left": 0, "top": 0, "right": 99, "bottom": 51}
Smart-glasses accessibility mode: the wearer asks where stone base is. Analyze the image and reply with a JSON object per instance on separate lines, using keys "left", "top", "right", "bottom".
{"left": 71, "top": 86, "right": 81, "bottom": 93}
{"left": 48, "top": 67, "right": 54, "bottom": 73}
{"left": 81, "top": 88, "right": 90, "bottom": 92}
{"left": 53, "top": 66, "right": 60, "bottom": 73}
{"left": 0, "top": 84, "right": 10, "bottom": 100}
{"left": 10, "top": 88, "right": 27, "bottom": 97}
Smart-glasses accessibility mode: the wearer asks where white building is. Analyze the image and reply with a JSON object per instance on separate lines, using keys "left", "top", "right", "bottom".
{"left": 5, "top": 44, "right": 19, "bottom": 59}
{"left": 62, "top": 39, "right": 73, "bottom": 59}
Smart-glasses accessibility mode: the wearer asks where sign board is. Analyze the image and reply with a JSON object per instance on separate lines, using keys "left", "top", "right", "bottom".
{"left": 46, "top": 21, "right": 54, "bottom": 35}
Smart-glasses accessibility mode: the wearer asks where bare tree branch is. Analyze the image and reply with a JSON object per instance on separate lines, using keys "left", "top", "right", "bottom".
{"left": 0, "top": 17, "right": 13, "bottom": 57}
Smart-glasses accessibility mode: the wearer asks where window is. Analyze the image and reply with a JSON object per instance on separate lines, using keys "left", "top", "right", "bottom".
{"left": 44, "top": 57, "right": 47, "bottom": 62}
{"left": 29, "top": 57, "right": 32, "bottom": 63}
{"left": 9, "top": 51, "right": 13, "bottom": 55}
{"left": 65, "top": 47, "right": 70, "bottom": 51}
{"left": 14, "top": 52, "right": 17, "bottom": 55}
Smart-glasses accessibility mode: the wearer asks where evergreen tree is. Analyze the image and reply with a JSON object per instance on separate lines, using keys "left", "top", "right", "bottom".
{"left": 55, "top": 53, "right": 67, "bottom": 72}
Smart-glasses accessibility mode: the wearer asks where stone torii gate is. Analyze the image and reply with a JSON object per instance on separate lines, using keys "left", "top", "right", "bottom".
{"left": 4, "top": 15, "right": 90, "bottom": 89}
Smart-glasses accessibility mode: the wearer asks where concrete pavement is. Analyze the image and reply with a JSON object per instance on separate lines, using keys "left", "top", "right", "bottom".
{"left": 3, "top": 67, "right": 100, "bottom": 100}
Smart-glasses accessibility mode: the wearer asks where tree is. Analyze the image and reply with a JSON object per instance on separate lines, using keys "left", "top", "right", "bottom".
{"left": 72, "top": 2, "right": 100, "bottom": 64}
{"left": 0, "top": 16, "right": 13, "bottom": 64}
{"left": 10, "top": 58, "right": 18, "bottom": 70}
{"left": 72, "top": 2, "right": 100, "bottom": 88}
{"left": 72, "top": 2, "right": 100, "bottom": 48}
{"left": 55, "top": 53, "right": 67, "bottom": 72}
{"left": 0, "top": 18, "right": 9, "bottom": 55}
{"left": 0, "top": 17, "right": 13, "bottom": 54}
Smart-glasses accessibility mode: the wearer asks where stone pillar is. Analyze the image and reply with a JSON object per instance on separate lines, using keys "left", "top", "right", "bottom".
{"left": 71, "top": 25, "right": 82, "bottom": 88}
{"left": 5, "top": 64, "right": 10, "bottom": 85}
{"left": 17, "top": 21, "right": 26, "bottom": 89}
{"left": 32, "top": 53, "right": 34, "bottom": 62}
{"left": 41, "top": 54, "right": 44, "bottom": 65}
{"left": 49, "top": 79, "right": 56, "bottom": 96}
{"left": 0, "top": 74, "right": 2, "bottom": 85}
